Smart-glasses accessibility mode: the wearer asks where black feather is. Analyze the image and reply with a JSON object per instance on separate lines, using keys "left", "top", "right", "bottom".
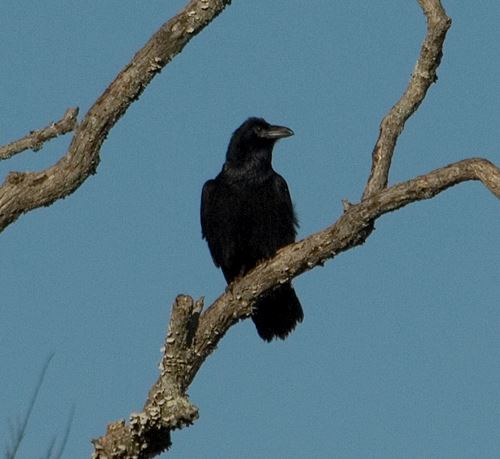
{"left": 201, "top": 117, "right": 303, "bottom": 341}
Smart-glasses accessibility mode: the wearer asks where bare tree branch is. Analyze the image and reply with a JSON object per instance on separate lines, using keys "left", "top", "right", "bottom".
{"left": 0, "top": 0, "right": 232, "bottom": 233}
{"left": 362, "top": 0, "right": 451, "bottom": 199}
{"left": 0, "top": 108, "right": 79, "bottom": 160}
{"left": 91, "top": 157, "right": 500, "bottom": 458}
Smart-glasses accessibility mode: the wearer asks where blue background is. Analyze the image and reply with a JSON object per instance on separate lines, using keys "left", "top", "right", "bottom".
{"left": 1, "top": 1, "right": 499, "bottom": 457}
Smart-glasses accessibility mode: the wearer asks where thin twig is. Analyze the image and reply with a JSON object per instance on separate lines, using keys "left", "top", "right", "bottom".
{"left": 43, "top": 437, "right": 57, "bottom": 459}
{"left": 5, "top": 353, "right": 55, "bottom": 459}
{"left": 52, "top": 405, "right": 75, "bottom": 459}
{"left": 0, "top": 108, "right": 78, "bottom": 160}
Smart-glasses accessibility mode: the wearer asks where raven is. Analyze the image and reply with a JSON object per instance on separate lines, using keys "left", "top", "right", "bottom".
{"left": 201, "top": 117, "right": 303, "bottom": 341}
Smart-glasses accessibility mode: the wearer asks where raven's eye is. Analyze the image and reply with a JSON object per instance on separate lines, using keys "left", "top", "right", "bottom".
{"left": 254, "top": 125, "right": 263, "bottom": 136}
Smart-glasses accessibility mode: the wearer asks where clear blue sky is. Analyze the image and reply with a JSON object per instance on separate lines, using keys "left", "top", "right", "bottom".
{"left": 1, "top": 1, "right": 499, "bottom": 458}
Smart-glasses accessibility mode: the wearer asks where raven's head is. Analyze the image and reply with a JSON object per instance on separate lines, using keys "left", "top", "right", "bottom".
{"left": 226, "top": 117, "right": 294, "bottom": 165}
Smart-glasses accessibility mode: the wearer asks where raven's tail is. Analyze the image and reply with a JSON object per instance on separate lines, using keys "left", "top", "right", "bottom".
{"left": 252, "top": 283, "right": 304, "bottom": 341}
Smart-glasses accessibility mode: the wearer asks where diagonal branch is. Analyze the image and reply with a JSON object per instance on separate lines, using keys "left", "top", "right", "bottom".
{"left": 0, "top": 0, "right": 232, "bottom": 233}
{"left": 190, "top": 158, "right": 500, "bottom": 370}
{"left": 362, "top": 0, "right": 451, "bottom": 199}
{"left": 0, "top": 108, "right": 79, "bottom": 160}
{"left": 92, "top": 157, "right": 499, "bottom": 457}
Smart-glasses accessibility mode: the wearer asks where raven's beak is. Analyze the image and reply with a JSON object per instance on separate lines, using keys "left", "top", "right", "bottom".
{"left": 262, "top": 124, "right": 294, "bottom": 140}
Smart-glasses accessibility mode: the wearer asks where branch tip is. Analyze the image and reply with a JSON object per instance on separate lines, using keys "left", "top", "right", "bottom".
{"left": 362, "top": 0, "right": 451, "bottom": 199}
{"left": 0, "top": 106, "right": 79, "bottom": 160}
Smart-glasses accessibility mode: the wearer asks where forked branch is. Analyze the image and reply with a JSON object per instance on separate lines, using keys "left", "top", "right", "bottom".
{"left": 363, "top": 0, "right": 451, "bottom": 199}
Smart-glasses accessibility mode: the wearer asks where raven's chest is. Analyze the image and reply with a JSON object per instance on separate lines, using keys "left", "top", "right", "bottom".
{"left": 221, "top": 178, "right": 279, "bottom": 218}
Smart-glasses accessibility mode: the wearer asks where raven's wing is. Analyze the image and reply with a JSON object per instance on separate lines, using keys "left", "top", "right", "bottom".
{"left": 200, "top": 179, "right": 216, "bottom": 242}
{"left": 201, "top": 176, "right": 250, "bottom": 281}
{"left": 201, "top": 179, "right": 227, "bottom": 270}
{"left": 201, "top": 178, "right": 239, "bottom": 275}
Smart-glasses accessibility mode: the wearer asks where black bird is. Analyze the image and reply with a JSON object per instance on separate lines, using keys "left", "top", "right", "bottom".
{"left": 201, "top": 117, "right": 303, "bottom": 341}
